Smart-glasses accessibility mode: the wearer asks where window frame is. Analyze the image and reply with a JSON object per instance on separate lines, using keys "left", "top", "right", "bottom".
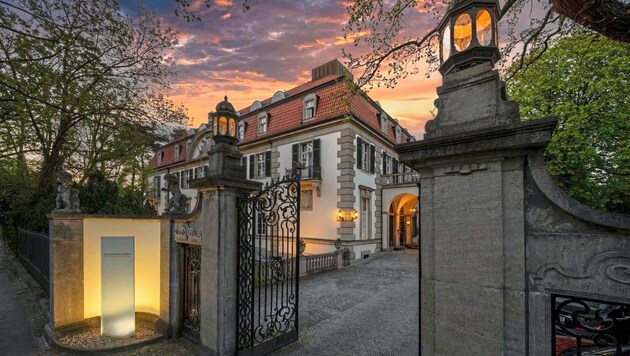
{"left": 256, "top": 153, "right": 266, "bottom": 178}
{"left": 238, "top": 122, "right": 246, "bottom": 140}
{"left": 258, "top": 112, "right": 268, "bottom": 134}
{"left": 379, "top": 113, "right": 388, "bottom": 134}
{"left": 303, "top": 93, "right": 318, "bottom": 121}
{"left": 360, "top": 188, "right": 372, "bottom": 239}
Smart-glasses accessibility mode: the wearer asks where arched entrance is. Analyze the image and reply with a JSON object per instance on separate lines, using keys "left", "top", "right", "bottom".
{"left": 385, "top": 193, "right": 418, "bottom": 250}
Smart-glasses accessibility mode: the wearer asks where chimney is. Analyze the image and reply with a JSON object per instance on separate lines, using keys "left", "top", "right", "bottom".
{"left": 311, "top": 59, "right": 353, "bottom": 82}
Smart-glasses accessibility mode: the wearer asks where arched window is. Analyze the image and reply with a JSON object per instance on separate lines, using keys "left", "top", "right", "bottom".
{"left": 271, "top": 91, "right": 286, "bottom": 103}
{"left": 250, "top": 101, "right": 263, "bottom": 112}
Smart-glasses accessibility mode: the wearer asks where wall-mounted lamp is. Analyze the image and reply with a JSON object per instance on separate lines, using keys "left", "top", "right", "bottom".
{"left": 337, "top": 209, "right": 358, "bottom": 222}
{"left": 410, "top": 208, "right": 417, "bottom": 214}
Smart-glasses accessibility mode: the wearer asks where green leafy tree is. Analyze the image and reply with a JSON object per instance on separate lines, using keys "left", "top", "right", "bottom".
{"left": 80, "top": 171, "right": 156, "bottom": 216}
{"left": 0, "top": 0, "right": 187, "bottom": 188}
{"left": 508, "top": 32, "right": 630, "bottom": 213}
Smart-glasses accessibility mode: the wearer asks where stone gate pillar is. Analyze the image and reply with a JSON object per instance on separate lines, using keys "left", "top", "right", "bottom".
{"left": 192, "top": 137, "right": 260, "bottom": 353}
{"left": 397, "top": 62, "right": 557, "bottom": 355}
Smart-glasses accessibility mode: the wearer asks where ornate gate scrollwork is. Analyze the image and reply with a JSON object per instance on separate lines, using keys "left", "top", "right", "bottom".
{"left": 237, "top": 174, "right": 300, "bottom": 355}
{"left": 182, "top": 242, "right": 201, "bottom": 338}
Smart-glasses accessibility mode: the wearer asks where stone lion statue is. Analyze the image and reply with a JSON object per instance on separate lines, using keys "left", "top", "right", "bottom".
{"left": 162, "top": 173, "right": 188, "bottom": 213}
{"left": 54, "top": 170, "right": 80, "bottom": 212}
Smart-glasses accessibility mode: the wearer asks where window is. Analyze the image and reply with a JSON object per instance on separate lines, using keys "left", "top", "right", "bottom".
{"left": 238, "top": 122, "right": 246, "bottom": 140}
{"left": 180, "top": 168, "right": 195, "bottom": 189}
{"left": 379, "top": 113, "right": 388, "bottom": 134}
{"left": 301, "top": 142, "right": 313, "bottom": 168}
{"left": 385, "top": 154, "right": 393, "bottom": 174}
{"left": 360, "top": 189, "right": 371, "bottom": 239}
{"left": 356, "top": 136, "right": 375, "bottom": 174}
{"left": 256, "top": 211, "right": 267, "bottom": 235}
{"left": 362, "top": 141, "right": 370, "bottom": 170}
{"left": 195, "top": 166, "right": 204, "bottom": 178}
{"left": 174, "top": 145, "right": 181, "bottom": 160}
{"left": 256, "top": 153, "right": 266, "bottom": 178}
{"left": 395, "top": 126, "right": 402, "bottom": 144}
{"left": 258, "top": 112, "right": 268, "bottom": 134}
{"left": 303, "top": 93, "right": 318, "bottom": 121}
{"left": 185, "top": 169, "right": 192, "bottom": 189}
{"left": 292, "top": 139, "right": 321, "bottom": 180}
{"left": 250, "top": 100, "right": 263, "bottom": 112}
{"left": 157, "top": 151, "right": 164, "bottom": 165}
{"left": 271, "top": 91, "right": 286, "bottom": 103}
{"left": 304, "top": 100, "right": 315, "bottom": 119}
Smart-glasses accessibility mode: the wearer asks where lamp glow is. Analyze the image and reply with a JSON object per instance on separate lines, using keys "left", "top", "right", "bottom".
{"left": 336, "top": 209, "right": 358, "bottom": 222}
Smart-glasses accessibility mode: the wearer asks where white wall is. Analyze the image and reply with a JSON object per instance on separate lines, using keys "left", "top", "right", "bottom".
{"left": 279, "top": 131, "right": 340, "bottom": 240}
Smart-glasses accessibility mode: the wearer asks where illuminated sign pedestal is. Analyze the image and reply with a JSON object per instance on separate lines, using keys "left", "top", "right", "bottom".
{"left": 101, "top": 237, "right": 135, "bottom": 337}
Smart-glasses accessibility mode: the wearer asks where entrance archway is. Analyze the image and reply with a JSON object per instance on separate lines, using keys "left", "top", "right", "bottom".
{"left": 385, "top": 193, "right": 418, "bottom": 250}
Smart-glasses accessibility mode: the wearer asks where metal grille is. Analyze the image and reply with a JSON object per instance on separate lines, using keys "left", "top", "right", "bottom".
{"left": 17, "top": 227, "right": 49, "bottom": 295}
{"left": 183, "top": 244, "right": 201, "bottom": 338}
{"left": 237, "top": 175, "right": 300, "bottom": 355}
{"left": 553, "top": 294, "right": 630, "bottom": 355}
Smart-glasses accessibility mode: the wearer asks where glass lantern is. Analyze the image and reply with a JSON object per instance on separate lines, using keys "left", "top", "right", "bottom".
{"left": 438, "top": 0, "right": 500, "bottom": 75}
{"left": 209, "top": 96, "right": 239, "bottom": 145}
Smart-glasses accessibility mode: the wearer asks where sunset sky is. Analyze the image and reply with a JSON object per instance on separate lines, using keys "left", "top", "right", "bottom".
{"left": 119, "top": 0, "right": 522, "bottom": 139}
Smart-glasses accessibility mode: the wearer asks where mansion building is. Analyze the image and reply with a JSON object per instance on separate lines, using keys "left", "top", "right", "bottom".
{"left": 148, "top": 60, "right": 420, "bottom": 260}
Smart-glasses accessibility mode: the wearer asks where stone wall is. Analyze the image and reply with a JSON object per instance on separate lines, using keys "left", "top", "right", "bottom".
{"left": 336, "top": 126, "right": 356, "bottom": 249}
{"left": 524, "top": 152, "right": 630, "bottom": 355}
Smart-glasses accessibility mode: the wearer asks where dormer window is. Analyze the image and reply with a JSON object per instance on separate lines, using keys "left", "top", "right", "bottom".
{"left": 378, "top": 113, "right": 388, "bottom": 134}
{"left": 303, "top": 93, "right": 318, "bottom": 121}
{"left": 238, "top": 121, "right": 247, "bottom": 140}
{"left": 157, "top": 151, "right": 164, "bottom": 165}
{"left": 395, "top": 126, "right": 402, "bottom": 144}
{"left": 174, "top": 145, "right": 181, "bottom": 160}
{"left": 258, "top": 112, "right": 269, "bottom": 134}
{"left": 271, "top": 91, "right": 286, "bottom": 103}
{"left": 250, "top": 101, "right": 263, "bottom": 112}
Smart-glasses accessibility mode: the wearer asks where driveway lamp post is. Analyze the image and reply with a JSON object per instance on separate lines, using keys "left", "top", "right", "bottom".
{"left": 438, "top": 0, "right": 500, "bottom": 75}
{"left": 209, "top": 95, "right": 239, "bottom": 145}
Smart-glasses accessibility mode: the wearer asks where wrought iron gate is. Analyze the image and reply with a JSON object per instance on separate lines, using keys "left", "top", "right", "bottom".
{"left": 237, "top": 174, "right": 301, "bottom": 355}
{"left": 182, "top": 244, "right": 201, "bottom": 339}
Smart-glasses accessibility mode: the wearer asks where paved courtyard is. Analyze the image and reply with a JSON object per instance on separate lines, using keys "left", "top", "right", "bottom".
{"left": 274, "top": 250, "right": 419, "bottom": 356}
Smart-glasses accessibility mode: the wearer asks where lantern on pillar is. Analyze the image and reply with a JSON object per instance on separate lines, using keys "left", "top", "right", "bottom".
{"left": 438, "top": 0, "right": 500, "bottom": 76}
{"left": 209, "top": 96, "right": 239, "bottom": 145}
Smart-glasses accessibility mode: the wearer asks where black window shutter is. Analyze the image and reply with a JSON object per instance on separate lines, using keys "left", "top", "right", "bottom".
{"left": 292, "top": 143, "right": 299, "bottom": 168}
{"left": 241, "top": 157, "right": 245, "bottom": 167}
{"left": 265, "top": 151, "right": 271, "bottom": 177}
{"left": 356, "top": 136, "right": 363, "bottom": 170}
{"left": 313, "top": 139, "right": 320, "bottom": 169}
{"left": 382, "top": 152, "right": 387, "bottom": 174}
{"left": 249, "top": 154, "right": 254, "bottom": 179}
{"left": 370, "top": 144, "right": 375, "bottom": 174}
{"left": 393, "top": 158, "right": 399, "bottom": 174}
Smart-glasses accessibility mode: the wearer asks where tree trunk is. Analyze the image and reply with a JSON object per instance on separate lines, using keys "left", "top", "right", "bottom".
{"left": 552, "top": 0, "right": 630, "bottom": 43}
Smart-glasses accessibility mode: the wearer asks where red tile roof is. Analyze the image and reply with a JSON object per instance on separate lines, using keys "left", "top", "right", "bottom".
{"left": 151, "top": 70, "right": 414, "bottom": 169}
{"left": 150, "top": 135, "right": 190, "bottom": 169}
